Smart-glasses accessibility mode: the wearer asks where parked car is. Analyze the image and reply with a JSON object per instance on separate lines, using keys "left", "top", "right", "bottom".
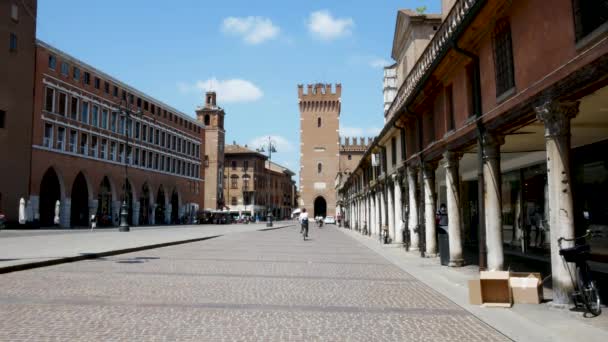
{"left": 324, "top": 216, "right": 336, "bottom": 224}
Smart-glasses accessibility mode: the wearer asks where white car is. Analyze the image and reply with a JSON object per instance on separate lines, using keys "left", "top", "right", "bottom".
{"left": 323, "top": 216, "right": 336, "bottom": 224}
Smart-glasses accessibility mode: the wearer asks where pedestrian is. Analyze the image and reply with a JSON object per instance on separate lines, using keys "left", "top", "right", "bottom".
{"left": 299, "top": 208, "right": 309, "bottom": 238}
{"left": 90, "top": 214, "right": 97, "bottom": 230}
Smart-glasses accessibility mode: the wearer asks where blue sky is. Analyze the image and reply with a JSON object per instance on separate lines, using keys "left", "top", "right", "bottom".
{"left": 37, "top": 0, "right": 440, "bottom": 184}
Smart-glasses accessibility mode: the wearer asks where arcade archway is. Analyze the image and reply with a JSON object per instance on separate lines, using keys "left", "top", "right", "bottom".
{"left": 156, "top": 186, "right": 166, "bottom": 224}
{"left": 139, "top": 183, "right": 151, "bottom": 225}
{"left": 70, "top": 172, "right": 89, "bottom": 227}
{"left": 171, "top": 189, "right": 179, "bottom": 224}
{"left": 97, "top": 177, "right": 113, "bottom": 226}
{"left": 40, "top": 168, "right": 61, "bottom": 226}
{"left": 314, "top": 196, "right": 327, "bottom": 218}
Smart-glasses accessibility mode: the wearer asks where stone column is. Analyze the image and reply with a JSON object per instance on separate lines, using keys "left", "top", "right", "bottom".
{"left": 444, "top": 151, "right": 464, "bottom": 266}
{"left": 482, "top": 133, "right": 505, "bottom": 271}
{"left": 60, "top": 198, "right": 71, "bottom": 228}
{"left": 377, "top": 190, "right": 384, "bottom": 237}
{"left": 165, "top": 204, "right": 171, "bottom": 224}
{"left": 29, "top": 195, "right": 40, "bottom": 222}
{"left": 379, "top": 187, "right": 386, "bottom": 238}
{"left": 387, "top": 182, "right": 395, "bottom": 242}
{"left": 423, "top": 163, "right": 437, "bottom": 257}
{"left": 372, "top": 192, "right": 378, "bottom": 236}
{"left": 407, "top": 166, "right": 419, "bottom": 251}
{"left": 132, "top": 200, "right": 140, "bottom": 226}
{"left": 393, "top": 174, "right": 403, "bottom": 243}
{"left": 535, "top": 100, "right": 579, "bottom": 305}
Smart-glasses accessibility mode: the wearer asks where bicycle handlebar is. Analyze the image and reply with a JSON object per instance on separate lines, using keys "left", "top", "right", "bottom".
{"left": 557, "top": 229, "right": 591, "bottom": 246}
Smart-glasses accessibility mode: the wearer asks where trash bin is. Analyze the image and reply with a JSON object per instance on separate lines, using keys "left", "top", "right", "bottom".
{"left": 438, "top": 226, "right": 449, "bottom": 266}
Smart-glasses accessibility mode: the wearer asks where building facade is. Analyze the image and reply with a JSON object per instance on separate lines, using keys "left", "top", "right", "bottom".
{"left": 224, "top": 144, "right": 296, "bottom": 219}
{"left": 0, "top": 0, "right": 37, "bottom": 223}
{"left": 339, "top": 0, "right": 608, "bottom": 306}
{"left": 26, "top": 41, "right": 205, "bottom": 227}
{"left": 197, "top": 92, "right": 225, "bottom": 210}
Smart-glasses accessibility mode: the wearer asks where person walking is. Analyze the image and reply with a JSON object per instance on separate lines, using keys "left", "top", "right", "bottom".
{"left": 299, "top": 208, "right": 309, "bottom": 240}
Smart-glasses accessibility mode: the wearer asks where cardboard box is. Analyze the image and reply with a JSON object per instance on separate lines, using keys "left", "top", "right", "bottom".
{"left": 468, "top": 279, "right": 482, "bottom": 305}
{"left": 480, "top": 271, "right": 512, "bottom": 307}
{"left": 509, "top": 272, "right": 543, "bottom": 304}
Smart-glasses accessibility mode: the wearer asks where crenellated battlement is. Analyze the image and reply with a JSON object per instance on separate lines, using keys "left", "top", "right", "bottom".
{"left": 339, "top": 136, "right": 374, "bottom": 152}
{"left": 298, "top": 83, "right": 342, "bottom": 99}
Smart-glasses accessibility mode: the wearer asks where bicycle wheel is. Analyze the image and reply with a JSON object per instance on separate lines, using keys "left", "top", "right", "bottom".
{"left": 578, "top": 266, "right": 602, "bottom": 316}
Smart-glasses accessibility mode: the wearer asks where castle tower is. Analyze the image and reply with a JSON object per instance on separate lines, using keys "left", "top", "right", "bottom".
{"left": 196, "top": 91, "right": 225, "bottom": 209}
{"left": 298, "top": 83, "right": 341, "bottom": 218}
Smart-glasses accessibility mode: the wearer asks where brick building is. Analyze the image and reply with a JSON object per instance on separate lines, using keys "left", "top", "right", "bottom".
{"left": 298, "top": 84, "right": 373, "bottom": 219}
{"left": 224, "top": 144, "right": 296, "bottom": 220}
{"left": 29, "top": 41, "right": 205, "bottom": 228}
{"left": 339, "top": 0, "right": 608, "bottom": 306}
{"left": 0, "top": 1, "right": 37, "bottom": 224}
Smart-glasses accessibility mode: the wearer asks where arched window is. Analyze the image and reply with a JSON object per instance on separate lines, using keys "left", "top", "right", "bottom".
{"left": 204, "top": 115, "right": 210, "bottom": 126}
{"left": 317, "top": 162, "right": 322, "bottom": 174}
{"left": 317, "top": 117, "right": 322, "bottom": 127}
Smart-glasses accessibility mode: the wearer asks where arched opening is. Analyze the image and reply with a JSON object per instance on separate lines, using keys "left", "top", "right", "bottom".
{"left": 314, "top": 196, "right": 327, "bottom": 218}
{"left": 40, "top": 168, "right": 61, "bottom": 226}
{"left": 122, "top": 180, "right": 133, "bottom": 225}
{"left": 156, "top": 186, "right": 166, "bottom": 224}
{"left": 70, "top": 172, "right": 89, "bottom": 227}
{"left": 139, "top": 183, "right": 151, "bottom": 225}
{"left": 97, "top": 176, "right": 113, "bottom": 226}
{"left": 171, "top": 189, "right": 179, "bottom": 224}
{"left": 204, "top": 115, "right": 210, "bottom": 126}
{"left": 317, "top": 117, "right": 322, "bottom": 127}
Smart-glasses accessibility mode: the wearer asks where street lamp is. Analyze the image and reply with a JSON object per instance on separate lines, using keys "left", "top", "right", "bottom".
{"left": 116, "top": 101, "right": 142, "bottom": 232}
{"left": 257, "top": 136, "right": 277, "bottom": 226}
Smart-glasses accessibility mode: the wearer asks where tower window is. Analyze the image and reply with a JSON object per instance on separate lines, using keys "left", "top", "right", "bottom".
{"left": 317, "top": 117, "right": 322, "bottom": 127}
{"left": 317, "top": 163, "right": 322, "bottom": 174}
{"left": 204, "top": 115, "right": 210, "bottom": 126}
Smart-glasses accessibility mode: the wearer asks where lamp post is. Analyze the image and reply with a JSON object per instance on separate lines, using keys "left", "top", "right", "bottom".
{"left": 257, "top": 136, "right": 277, "bottom": 226}
{"left": 117, "top": 101, "right": 142, "bottom": 232}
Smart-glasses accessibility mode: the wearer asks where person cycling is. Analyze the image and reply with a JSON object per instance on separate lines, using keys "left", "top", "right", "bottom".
{"left": 299, "top": 208, "right": 309, "bottom": 240}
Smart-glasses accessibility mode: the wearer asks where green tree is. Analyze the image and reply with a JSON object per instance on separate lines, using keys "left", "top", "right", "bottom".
{"left": 415, "top": 6, "right": 427, "bottom": 14}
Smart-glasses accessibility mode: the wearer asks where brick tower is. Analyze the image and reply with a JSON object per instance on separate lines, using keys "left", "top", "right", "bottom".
{"left": 298, "top": 83, "right": 341, "bottom": 218}
{"left": 197, "top": 91, "right": 225, "bottom": 210}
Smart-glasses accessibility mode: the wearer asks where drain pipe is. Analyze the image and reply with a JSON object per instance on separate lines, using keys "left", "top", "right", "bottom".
{"left": 452, "top": 42, "right": 487, "bottom": 270}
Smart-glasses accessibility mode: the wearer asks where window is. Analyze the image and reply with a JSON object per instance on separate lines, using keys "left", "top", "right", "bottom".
{"left": 84, "top": 72, "right": 90, "bottom": 85}
{"left": 391, "top": 137, "right": 397, "bottom": 165}
{"left": 10, "top": 3, "right": 18, "bottom": 21}
{"left": 100, "top": 139, "right": 107, "bottom": 159}
{"left": 80, "top": 133, "right": 87, "bottom": 155}
{"left": 110, "top": 112, "right": 117, "bottom": 132}
{"left": 70, "top": 97, "right": 78, "bottom": 120}
{"left": 492, "top": 19, "right": 515, "bottom": 97}
{"left": 128, "top": 94, "right": 134, "bottom": 104}
{"left": 43, "top": 124, "right": 53, "bottom": 148}
{"left": 94, "top": 77, "right": 100, "bottom": 89}
{"left": 134, "top": 148, "right": 139, "bottom": 165}
{"left": 91, "top": 136, "right": 97, "bottom": 157}
{"left": 69, "top": 130, "right": 77, "bottom": 152}
{"left": 127, "top": 146, "right": 132, "bottom": 164}
{"left": 137, "top": 97, "right": 142, "bottom": 109}
{"left": 243, "top": 160, "right": 249, "bottom": 171}
{"left": 243, "top": 175, "right": 250, "bottom": 190}
{"left": 45, "top": 87, "right": 54, "bottom": 112}
{"left": 148, "top": 126, "right": 153, "bottom": 143}
{"left": 148, "top": 151, "right": 153, "bottom": 168}
{"left": 81, "top": 102, "right": 89, "bottom": 123}
{"left": 348, "top": 154, "right": 352, "bottom": 160}
{"left": 113, "top": 86, "right": 118, "bottom": 97}
{"left": 0, "top": 110, "right": 5, "bottom": 128}
{"left": 141, "top": 150, "right": 146, "bottom": 167}
{"left": 119, "top": 116, "right": 125, "bottom": 135}
{"left": 446, "top": 85, "right": 455, "bottom": 131}
{"left": 56, "top": 127, "right": 65, "bottom": 150}
{"left": 135, "top": 122, "right": 140, "bottom": 139}
{"left": 61, "top": 62, "right": 68, "bottom": 76}
{"left": 231, "top": 175, "right": 238, "bottom": 189}
{"left": 48, "top": 55, "right": 56, "bottom": 70}
{"left": 101, "top": 109, "right": 108, "bottom": 129}
{"left": 317, "top": 162, "right": 322, "bottom": 174}
{"left": 160, "top": 155, "right": 164, "bottom": 170}
{"left": 118, "top": 144, "right": 124, "bottom": 163}
{"left": 91, "top": 105, "right": 99, "bottom": 127}
{"left": 231, "top": 197, "right": 237, "bottom": 206}
{"left": 121, "top": 90, "right": 127, "bottom": 101}
{"left": 73, "top": 67, "right": 80, "bottom": 81}
{"left": 231, "top": 160, "right": 237, "bottom": 170}
{"left": 144, "top": 101, "right": 149, "bottom": 111}
{"left": 573, "top": 0, "right": 608, "bottom": 41}
{"left": 154, "top": 154, "right": 159, "bottom": 170}
{"left": 110, "top": 142, "right": 116, "bottom": 161}
{"left": 317, "top": 117, "right": 322, "bottom": 127}
{"left": 9, "top": 33, "right": 17, "bottom": 51}
{"left": 161, "top": 132, "right": 165, "bottom": 147}
{"left": 104, "top": 82, "right": 109, "bottom": 94}
{"left": 155, "top": 129, "right": 159, "bottom": 145}
{"left": 142, "top": 124, "right": 147, "bottom": 141}
{"left": 204, "top": 115, "right": 210, "bottom": 126}
{"left": 126, "top": 119, "right": 132, "bottom": 137}
{"left": 58, "top": 92, "right": 67, "bottom": 116}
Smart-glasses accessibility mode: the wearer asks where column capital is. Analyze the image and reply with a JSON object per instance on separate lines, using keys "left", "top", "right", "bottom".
{"left": 534, "top": 100, "right": 580, "bottom": 138}
{"left": 422, "top": 162, "right": 437, "bottom": 178}
{"left": 482, "top": 132, "right": 504, "bottom": 160}
{"left": 442, "top": 151, "right": 462, "bottom": 169}
{"left": 391, "top": 172, "right": 402, "bottom": 184}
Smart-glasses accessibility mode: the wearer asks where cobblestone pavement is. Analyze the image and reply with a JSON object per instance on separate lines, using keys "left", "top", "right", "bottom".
{"left": 0, "top": 225, "right": 510, "bottom": 341}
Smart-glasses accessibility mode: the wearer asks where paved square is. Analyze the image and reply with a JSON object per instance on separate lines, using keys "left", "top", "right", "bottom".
{"left": 0, "top": 226, "right": 510, "bottom": 341}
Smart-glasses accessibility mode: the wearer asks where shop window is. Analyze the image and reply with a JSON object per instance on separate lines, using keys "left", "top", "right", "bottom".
{"left": 492, "top": 19, "right": 515, "bottom": 98}
{"left": 572, "top": 0, "right": 608, "bottom": 42}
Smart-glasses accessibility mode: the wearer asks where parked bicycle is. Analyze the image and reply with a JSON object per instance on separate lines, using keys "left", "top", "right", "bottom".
{"left": 558, "top": 229, "right": 602, "bottom": 316}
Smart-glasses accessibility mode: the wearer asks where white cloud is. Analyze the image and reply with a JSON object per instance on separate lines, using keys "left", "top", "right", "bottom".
{"left": 339, "top": 126, "right": 381, "bottom": 137}
{"left": 307, "top": 10, "right": 354, "bottom": 41}
{"left": 222, "top": 16, "right": 280, "bottom": 45}
{"left": 177, "top": 78, "right": 263, "bottom": 103}
{"left": 369, "top": 58, "right": 390, "bottom": 68}
{"left": 249, "top": 135, "right": 295, "bottom": 153}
